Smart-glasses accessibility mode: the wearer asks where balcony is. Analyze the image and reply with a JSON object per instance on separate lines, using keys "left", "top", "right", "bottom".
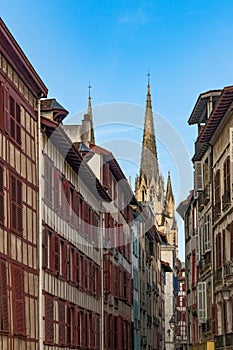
{"left": 222, "top": 190, "right": 231, "bottom": 211}
{"left": 215, "top": 333, "right": 233, "bottom": 348}
{"left": 198, "top": 185, "right": 210, "bottom": 211}
{"left": 213, "top": 201, "right": 221, "bottom": 221}
{"left": 214, "top": 267, "right": 222, "bottom": 284}
{"left": 215, "top": 335, "right": 224, "bottom": 349}
{"left": 224, "top": 260, "right": 233, "bottom": 278}
{"left": 200, "top": 251, "right": 211, "bottom": 273}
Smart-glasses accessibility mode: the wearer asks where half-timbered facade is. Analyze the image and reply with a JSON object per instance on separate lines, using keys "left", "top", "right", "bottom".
{"left": 0, "top": 18, "right": 48, "bottom": 350}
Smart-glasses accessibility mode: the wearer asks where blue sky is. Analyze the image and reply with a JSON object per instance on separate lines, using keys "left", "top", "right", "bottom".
{"left": 1, "top": 0, "right": 233, "bottom": 260}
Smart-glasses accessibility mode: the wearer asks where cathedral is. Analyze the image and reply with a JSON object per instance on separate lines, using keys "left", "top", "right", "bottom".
{"left": 135, "top": 77, "right": 178, "bottom": 248}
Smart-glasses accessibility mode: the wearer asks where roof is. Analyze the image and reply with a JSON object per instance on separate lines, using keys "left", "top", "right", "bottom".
{"left": 176, "top": 190, "right": 194, "bottom": 219}
{"left": 161, "top": 260, "right": 173, "bottom": 272}
{"left": 41, "top": 98, "right": 68, "bottom": 112}
{"left": 89, "top": 144, "right": 138, "bottom": 206}
{"left": 188, "top": 90, "right": 221, "bottom": 125}
{"left": 0, "top": 18, "right": 48, "bottom": 97}
{"left": 198, "top": 86, "right": 233, "bottom": 143}
{"left": 41, "top": 117, "right": 111, "bottom": 203}
{"left": 192, "top": 86, "right": 233, "bottom": 161}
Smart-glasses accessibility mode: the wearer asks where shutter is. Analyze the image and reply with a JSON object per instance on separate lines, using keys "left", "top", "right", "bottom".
{"left": 104, "top": 254, "right": 110, "bottom": 293}
{"left": 117, "top": 315, "right": 123, "bottom": 350}
{"left": 195, "top": 229, "right": 200, "bottom": 265}
{"left": 54, "top": 235, "right": 60, "bottom": 274}
{"left": 12, "top": 264, "right": 25, "bottom": 334}
{"left": 104, "top": 312, "right": 108, "bottom": 349}
{"left": 212, "top": 304, "right": 217, "bottom": 335}
{"left": 3, "top": 85, "right": 9, "bottom": 133}
{"left": 197, "top": 282, "right": 207, "bottom": 323}
{"left": 230, "top": 127, "right": 233, "bottom": 162}
{"left": 0, "top": 165, "right": 4, "bottom": 224}
{"left": 54, "top": 170, "right": 60, "bottom": 212}
{"left": 96, "top": 314, "right": 100, "bottom": 350}
{"left": 75, "top": 250, "right": 80, "bottom": 286}
{"left": 0, "top": 259, "right": 8, "bottom": 331}
{"left": 16, "top": 179, "right": 22, "bottom": 233}
{"left": 58, "top": 301, "right": 65, "bottom": 345}
{"left": 42, "top": 226, "right": 48, "bottom": 268}
{"left": 0, "top": 82, "right": 4, "bottom": 130}
{"left": 194, "top": 161, "right": 204, "bottom": 191}
{"left": 15, "top": 103, "right": 21, "bottom": 145}
{"left": 103, "top": 162, "right": 109, "bottom": 189}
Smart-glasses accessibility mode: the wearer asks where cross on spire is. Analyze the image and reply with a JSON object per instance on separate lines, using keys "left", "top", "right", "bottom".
{"left": 88, "top": 82, "right": 92, "bottom": 98}
{"left": 147, "top": 70, "right": 151, "bottom": 85}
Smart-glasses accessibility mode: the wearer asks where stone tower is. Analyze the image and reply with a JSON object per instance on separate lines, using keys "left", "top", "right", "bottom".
{"left": 135, "top": 78, "right": 164, "bottom": 228}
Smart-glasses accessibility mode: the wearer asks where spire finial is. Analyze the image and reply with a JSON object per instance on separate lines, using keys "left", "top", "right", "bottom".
{"left": 88, "top": 81, "right": 92, "bottom": 98}
{"left": 147, "top": 70, "right": 151, "bottom": 86}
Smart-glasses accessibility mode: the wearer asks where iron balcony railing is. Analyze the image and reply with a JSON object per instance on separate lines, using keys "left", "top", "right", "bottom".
{"left": 222, "top": 190, "right": 231, "bottom": 211}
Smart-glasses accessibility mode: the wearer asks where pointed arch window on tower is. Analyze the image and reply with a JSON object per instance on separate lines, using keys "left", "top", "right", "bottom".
{"left": 150, "top": 187, "right": 156, "bottom": 202}
{"left": 142, "top": 187, "right": 147, "bottom": 202}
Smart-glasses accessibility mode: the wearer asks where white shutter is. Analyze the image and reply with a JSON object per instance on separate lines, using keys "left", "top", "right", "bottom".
{"left": 195, "top": 229, "right": 200, "bottom": 265}
{"left": 197, "top": 282, "right": 207, "bottom": 323}
{"left": 194, "top": 161, "right": 204, "bottom": 191}
{"left": 230, "top": 127, "right": 233, "bottom": 162}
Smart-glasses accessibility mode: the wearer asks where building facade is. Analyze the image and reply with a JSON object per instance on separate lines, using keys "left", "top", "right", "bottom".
{"left": 0, "top": 18, "right": 48, "bottom": 350}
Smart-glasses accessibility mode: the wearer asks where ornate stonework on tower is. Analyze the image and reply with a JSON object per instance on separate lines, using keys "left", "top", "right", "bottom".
{"left": 135, "top": 78, "right": 164, "bottom": 228}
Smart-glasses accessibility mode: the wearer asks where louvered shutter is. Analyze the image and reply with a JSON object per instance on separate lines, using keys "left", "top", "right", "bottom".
{"left": 0, "top": 82, "right": 4, "bottom": 130}
{"left": 194, "top": 161, "right": 204, "bottom": 191}
{"left": 0, "top": 165, "right": 4, "bottom": 224}
{"left": 195, "top": 229, "right": 200, "bottom": 265}
{"left": 42, "top": 226, "right": 48, "bottom": 268}
{"left": 104, "top": 312, "right": 108, "bottom": 349}
{"left": 3, "top": 85, "right": 9, "bottom": 133}
{"left": 212, "top": 304, "right": 217, "bottom": 335}
{"left": 96, "top": 314, "right": 100, "bottom": 350}
{"left": 58, "top": 301, "right": 66, "bottom": 345}
{"left": 197, "top": 282, "right": 207, "bottom": 323}
{"left": 103, "top": 162, "right": 109, "bottom": 190}
{"left": 104, "top": 254, "right": 110, "bottom": 293}
{"left": 53, "top": 235, "right": 60, "bottom": 274}
{"left": 0, "top": 259, "right": 8, "bottom": 331}
{"left": 117, "top": 315, "right": 123, "bottom": 350}
{"left": 12, "top": 264, "right": 25, "bottom": 334}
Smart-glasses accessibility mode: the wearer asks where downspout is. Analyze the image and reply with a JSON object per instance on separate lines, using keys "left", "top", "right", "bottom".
{"left": 37, "top": 95, "right": 43, "bottom": 350}
{"left": 100, "top": 204, "right": 104, "bottom": 350}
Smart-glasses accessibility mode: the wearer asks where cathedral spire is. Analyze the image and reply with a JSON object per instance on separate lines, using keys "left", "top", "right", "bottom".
{"left": 87, "top": 82, "right": 95, "bottom": 144}
{"left": 165, "top": 171, "right": 175, "bottom": 216}
{"left": 139, "top": 74, "right": 159, "bottom": 182}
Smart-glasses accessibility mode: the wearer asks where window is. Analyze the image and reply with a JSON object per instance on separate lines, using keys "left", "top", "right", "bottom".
{"left": 0, "top": 164, "right": 4, "bottom": 224}
{"left": 10, "top": 174, "right": 22, "bottom": 234}
{"left": 0, "top": 258, "right": 8, "bottom": 332}
{"left": 150, "top": 187, "right": 155, "bottom": 202}
{"left": 223, "top": 157, "right": 230, "bottom": 193}
{"left": 216, "top": 233, "right": 222, "bottom": 269}
{"left": 44, "top": 156, "right": 53, "bottom": 205}
{"left": 12, "top": 264, "right": 25, "bottom": 335}
{"left": 9, "top": 96, "right": 21, "bottom": 145}
{"left": 44, "top": 294, "right": 54, "bottom": 344}
{"left": 203, "top": 214, "right": 211, "bottom": 252}
{"left": 214, "top": 170, "right": 221, "bottom": 204}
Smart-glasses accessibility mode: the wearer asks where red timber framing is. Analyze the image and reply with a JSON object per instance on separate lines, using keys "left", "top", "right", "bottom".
{"left": 0, "top": 18, "right": 48, "bottom": 350}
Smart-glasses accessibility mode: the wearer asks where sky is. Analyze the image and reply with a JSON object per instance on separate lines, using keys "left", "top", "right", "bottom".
{"left": 1, "top": 0, "right": 233, "bottom": 261}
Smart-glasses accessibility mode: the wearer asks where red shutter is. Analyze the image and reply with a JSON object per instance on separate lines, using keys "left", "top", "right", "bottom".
{"left": 53, "top": 170, "right": 60, "bottom": 212}
{"left": 104, "top": 312, "right": 108, "bottom": 349}
{"left": 12, "top": 264, "right": 25, "bottom": 335}
{"left": 0, "top": 82, "right": 4, "bottom": 130}
{"left": 42, "top": 226, "right": 48, "bottom": 268}
{"left": 117, "top": 316, "right": 123, "bottom": 350}
{"left": 3, "top": 85, "right": 9, "bottom": 133}
{"left": 0, "top": 258, "right": 8, "bottom": 331}
{"left": 104, "top": 254, "right": 110, "bottom": 293}
{"left": 212, "top": 304, "right": 217, "bottom": 335}
{"left": 96, "top": 314, "right": 100, "bottom": 350}
{"left": 103, "top": 162, "right": 109, "bottom": 189}
{"left": 58, "top": 301, "right": 66, "bottom": 345}
{"left": 75, "top": 250, "right": 80, "bottom": 286}
{"left": 0, "top": 164, "right": 4, "bottom": 224}
{"left": 54, "top": 235, "right": 60, "bottom": 274}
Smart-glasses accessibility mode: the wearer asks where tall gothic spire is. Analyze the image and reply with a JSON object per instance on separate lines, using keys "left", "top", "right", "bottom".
{"left": 87, "top": 82, "right": 95, "bottom": 144}
{"left": 139, "top": 75, "right": 159, "bottom": 183}
{"left": 165, "top": 172, "right": 175, "bottom": 217}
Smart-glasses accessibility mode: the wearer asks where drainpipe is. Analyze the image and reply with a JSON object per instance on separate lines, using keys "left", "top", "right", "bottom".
{"left": 37, "top": 95, "right": 43, "bottom": 350}
{"left": 100, "top": 204, "right": 104, "bottom": 350}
